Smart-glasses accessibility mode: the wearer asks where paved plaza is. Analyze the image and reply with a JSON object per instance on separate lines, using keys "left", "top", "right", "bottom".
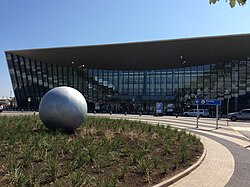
{"left": 1, "top": 111, "right": 250, "bottom": 186}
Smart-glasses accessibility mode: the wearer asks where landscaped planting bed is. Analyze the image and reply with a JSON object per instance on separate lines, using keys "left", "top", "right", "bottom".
{"left": 0, "top": 115, "right": 203, "bottom": 186}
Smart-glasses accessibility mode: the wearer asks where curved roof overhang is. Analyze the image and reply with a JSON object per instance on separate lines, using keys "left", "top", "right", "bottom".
{"left": 6, "top": 33, "right": 250, "bottom": 70}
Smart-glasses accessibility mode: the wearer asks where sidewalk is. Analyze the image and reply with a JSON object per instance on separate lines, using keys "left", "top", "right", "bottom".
{"left": 170, "top": 135, "right": 234, "bottom": 187}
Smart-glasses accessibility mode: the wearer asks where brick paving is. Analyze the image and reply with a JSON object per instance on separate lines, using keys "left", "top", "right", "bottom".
{"left": 170, "top": 136, "right": 234, "bottom": 187}
{"left": 200, "top": 133, "right": 250, "bottom": 187}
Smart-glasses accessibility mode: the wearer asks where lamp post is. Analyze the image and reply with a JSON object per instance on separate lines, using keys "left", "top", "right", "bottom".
{"left": 28, "top": 97, "right": 31, "bottom": 111}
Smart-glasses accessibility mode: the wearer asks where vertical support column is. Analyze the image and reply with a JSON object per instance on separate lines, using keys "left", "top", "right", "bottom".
{"left": 235, "top": 97, "right": 238, "bottom": 112}
{"left": 216, "top": 105, "right": 219, "bottom": 129}
{"left": 196, "top": 104, "right": 199, "bottom": 128}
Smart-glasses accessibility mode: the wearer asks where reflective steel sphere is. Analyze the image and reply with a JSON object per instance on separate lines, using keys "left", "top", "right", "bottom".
{"left": 39, "top": 86, "right": 87, "bottom": 131}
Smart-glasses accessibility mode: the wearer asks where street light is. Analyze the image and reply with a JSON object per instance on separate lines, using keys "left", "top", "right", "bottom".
{"left": 28, "top": 97, "right": 31, "bottom": 111}
{"left": 180, "top": 55, "right": 187, "bottom": 65}
{"left": 78, "top": 64, "right": 85, "bottom": 68}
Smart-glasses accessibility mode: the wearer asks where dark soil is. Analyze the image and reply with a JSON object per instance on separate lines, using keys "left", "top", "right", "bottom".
{"left": 0, "top": 115, "right": 203, "bottom": 186}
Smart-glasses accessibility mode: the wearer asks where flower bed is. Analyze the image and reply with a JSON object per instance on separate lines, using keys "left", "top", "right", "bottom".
{"left": 0, "top": 115, "right": 203, "bottom": 186}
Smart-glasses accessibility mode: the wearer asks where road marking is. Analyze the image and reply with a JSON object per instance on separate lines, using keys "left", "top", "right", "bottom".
{"left": 231, "top": 127, "right": 250, "bottom": 132}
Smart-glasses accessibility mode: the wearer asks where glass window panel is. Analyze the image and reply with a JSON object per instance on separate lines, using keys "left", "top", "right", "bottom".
{"left": 47, "top": 64, "right": 54, "bottom": 89}
{"left": 239, "top": 61, "right": 246, "bottom": 94}
{"left": 113, "top": 71, "right": 118, "bottom": 91}
{"left": 118, "top": 71, "right": 123, "bottom": 94}
{"left": 63, "top": 66, "right": 68, "bottom": 86}
{"left": 19, "top": 57, "right": 29, "bottom": 101}
{"left": 185, "top": 67, "right": 191, "bottom": 88}
{"left": 149, "top": 71, "right": 155, "bottom": 95}
{"left": 161, "top": 71, "right": 167, "bottom": 95}
{"left": 78, "top": 68, "right": 83, "bottom": 94}
{"left": 7, "top": 54, "right": 19, "bottom": 100}
{"left": 128, "top": 71, "right": 134, "bottom": 95}
{"left": 167, "top": 70, "right": 173, "bottom": 94}
{"left": 58, "top": 66, "right": 63, "bottom": 86}
{"left": 173, "top": 69, "right": 178, "bottom": 93}
{"left": 247, "top": 60, "right": 250, "bottom": 84}
{"left": 139, "top": 72, "right": 144, "bottom": 95}
{"left": 232, "top": 61, "right": 238, "bottom": 93}
{"left": 123, "top": 71, "right": 128, "bottom": 94}
{"left": 68, "top": 66, "right": 74, "bottom": 87}
{"left": 36, "top": 61, "right": 43, "bottom": 86}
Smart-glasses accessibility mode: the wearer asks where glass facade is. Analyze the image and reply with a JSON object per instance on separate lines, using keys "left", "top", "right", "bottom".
{"left": 6, "top": 52, "right": 250, "bottom": 115}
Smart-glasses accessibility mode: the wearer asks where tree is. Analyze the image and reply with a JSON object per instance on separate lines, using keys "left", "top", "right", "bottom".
{"left": 209, "top": 0, "right": 247, "bottom": 8}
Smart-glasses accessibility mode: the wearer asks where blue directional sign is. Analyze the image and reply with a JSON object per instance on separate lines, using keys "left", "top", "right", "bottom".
{"left": 194, "top": 99, "right": 221, "bottom": 105}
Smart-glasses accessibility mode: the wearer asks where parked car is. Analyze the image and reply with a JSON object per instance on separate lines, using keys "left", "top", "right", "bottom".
{"left": 228, "top": 109, "right": 250, "bottom": 121}
{"left": 183, "top": 109, "right": 210, "bottom": 117}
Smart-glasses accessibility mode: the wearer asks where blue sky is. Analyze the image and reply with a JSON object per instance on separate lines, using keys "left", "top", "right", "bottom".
{"left": 1, "top": 0, "right": 250, "bottom": 97}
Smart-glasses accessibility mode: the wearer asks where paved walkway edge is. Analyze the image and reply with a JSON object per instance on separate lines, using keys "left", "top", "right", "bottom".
{"left": 153, "top": 148, "right": 207, "bottom": 187}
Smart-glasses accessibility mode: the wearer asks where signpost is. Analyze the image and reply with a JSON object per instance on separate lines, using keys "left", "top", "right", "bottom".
{"left": 194, "top": 99, "right": 221, "bottom": 106}
{"left": 194, "top": 99, "right": 221, "bottom": 129}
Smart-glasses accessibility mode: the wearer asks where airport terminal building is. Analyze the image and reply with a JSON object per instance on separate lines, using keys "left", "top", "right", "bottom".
{"left": 5, "top": 34, "right": 250, "bottom": 114}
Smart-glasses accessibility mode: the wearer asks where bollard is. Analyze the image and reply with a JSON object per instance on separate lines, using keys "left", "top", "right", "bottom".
{"left": 139, "top": 112, "right": 142, "bottom": 116}
{"left": 176, "top": 113, "right": 178, "bottom": 118}
{"left": 124, "top": 111, "right": 127, "bottom": 116}
{"left": 110, "top": 111, "right": 112, "bottom": 115}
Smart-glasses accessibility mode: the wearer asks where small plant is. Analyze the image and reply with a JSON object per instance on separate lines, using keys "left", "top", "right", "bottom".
{"left": 153, "top": 156, "right": 161, "bottom": 168}
{"left": 29, "top": 167, "right": 43, "bottom": 186}
{"left": 163, "top": 142, "right": 173, "bottom": 155}
{"left": 19, "top": 145, "right": 33, "bottom": 167}
{"left": 173, "top": 159, "right": 179, "bottom": 170}
{"left": 70, "top": 171, "right": 92, "bottom": 187}
{"left": 13, "top": 166, "right": 29, "bottom": 187}
{"left": 162, "top": 164, "right": 169, "bottom": 174}
{"left": 103, "top": 174, "right": 118, "bottom": 187}
{"left": 118, "top": 165, "right": 128, "bottom": 179}
{"left": 46, "top": 156, "right": 58, "bottom": 182}
{"left": 179, "top": 139, "right": 189, "bottom": 163}
{"left": 86, "top": 145, "right": 98, "bottom": 163}
{"left": 138, "top": 158, "right": 151, "bottom": 175}
{"left": 141, "top": 140, "right": 152, "bottom": 152}
{"left": 104, "top": 130, "right": 115, "bottom": 142}
{"left": 93, "top": 157, "right": 106, "bottom": 173}
{"left": 130, "top": 148, "right": 145, "bottom": 164}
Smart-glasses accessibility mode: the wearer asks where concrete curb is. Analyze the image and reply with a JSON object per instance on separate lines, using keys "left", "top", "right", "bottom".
{"left": 153, "top": 148, "right": 207, "bottom": 187}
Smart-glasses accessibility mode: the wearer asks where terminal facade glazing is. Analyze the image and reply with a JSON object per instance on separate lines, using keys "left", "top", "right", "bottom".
{"left": 6, "top": 52, "right": 250, "bottom": 115}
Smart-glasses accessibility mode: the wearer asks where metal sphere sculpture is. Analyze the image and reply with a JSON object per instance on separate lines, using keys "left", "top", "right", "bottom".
{"left": 39, "top": 86, "right": 87, "bottom": 132}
